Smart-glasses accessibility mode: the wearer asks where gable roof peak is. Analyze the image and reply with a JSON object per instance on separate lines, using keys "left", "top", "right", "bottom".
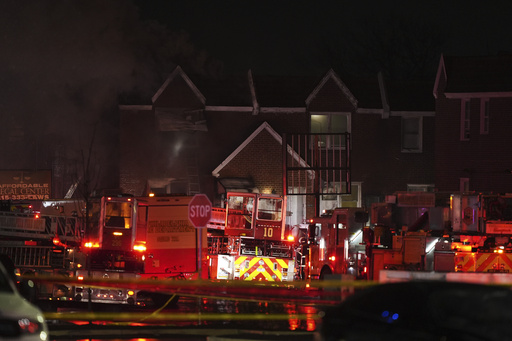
{"left": 152, "top": 65, "right": 206, "bottom": 105}
{"left": 212, "top": 122, "right": 281, "bottom": 177}
{"left": 306, "top": 69, "right": 358, "bottom": 108}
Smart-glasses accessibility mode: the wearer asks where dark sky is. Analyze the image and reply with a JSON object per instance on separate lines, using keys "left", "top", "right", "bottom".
{"left": 133, "top": 0, "right": 512, "bottom": 76}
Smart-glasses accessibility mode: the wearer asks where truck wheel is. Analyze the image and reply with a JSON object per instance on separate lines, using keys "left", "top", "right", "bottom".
{"left": 320, "top": 266, "right": 332, "bottom": 280}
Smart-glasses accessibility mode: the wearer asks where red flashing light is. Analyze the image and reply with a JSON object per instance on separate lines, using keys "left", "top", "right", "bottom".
{"left": 53, "top": 236, "right": 61, "bottom": 246}
{"left": 287, "top": 235, "right": 295, "bottom": 242}
{"left": 107, "top": 197, "right": 112, "bottom": 201}
{"left": 34, "top": 214, "right": 40, "bottom": 219}
{"left": 133, "top": 244, "right": 146, "bottom": 252}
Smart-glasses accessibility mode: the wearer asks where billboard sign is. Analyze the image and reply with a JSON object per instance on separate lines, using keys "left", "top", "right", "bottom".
{"left": 0, "top": 170, "right": 52, "bottom": 200}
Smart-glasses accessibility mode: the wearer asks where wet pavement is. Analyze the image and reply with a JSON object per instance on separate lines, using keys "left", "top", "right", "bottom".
{"left": 43, "top": 296, "right": 325, "bottom": 340}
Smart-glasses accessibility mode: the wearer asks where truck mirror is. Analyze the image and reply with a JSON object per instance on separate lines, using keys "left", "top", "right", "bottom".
{"left": 308, "top": 224, "right": 316, "bottom": 243}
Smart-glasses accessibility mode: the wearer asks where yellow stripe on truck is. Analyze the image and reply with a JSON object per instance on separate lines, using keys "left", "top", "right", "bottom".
{"left": 234, "top": 256, "right": 293, "bottom": 282}
{"left": 235, "top": 256, "right": 247, "bottom": 265}
{"left": 277, "top": 259, "right": 288, "bottom": 269}
{"left": 263, "top": 258, "right": 282, "bottom": 281}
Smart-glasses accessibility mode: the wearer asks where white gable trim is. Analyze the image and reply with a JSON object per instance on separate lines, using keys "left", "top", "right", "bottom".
{"left": 433, "top": 54, "right": 447, "bottom": 99}
{"left": 378, "top": 72, "right": 390, "bottom": 118}
{"left": 151, "top": 66, "right": 206, "bottom": 105}
{"left": 248, "top": 69, "right": 260, "bottom": 115}
{"left": 306, "top": 69, "right": 358, "bottom": 108}
{"left": 444, "top": 92, "right": 512, "bottom": 99}
{"left": 212, "top": 122, "right": 311, "bottom": 178}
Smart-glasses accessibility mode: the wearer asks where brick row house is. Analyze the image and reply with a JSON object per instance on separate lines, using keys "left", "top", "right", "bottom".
{"left": 433, "top": 53, "right": 512, "bottom": 193}
{"left": 119, "top": 65, "right": 435, "bottom": 226}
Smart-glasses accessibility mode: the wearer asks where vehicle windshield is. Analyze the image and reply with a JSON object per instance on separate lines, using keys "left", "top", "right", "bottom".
{"left": 105, "top": 201, "right": 132, "bottom": 228}
{"left": 257, "top": 198, "right": 282, "bottom": 221}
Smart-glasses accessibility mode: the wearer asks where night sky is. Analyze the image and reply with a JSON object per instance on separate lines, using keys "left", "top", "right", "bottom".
{"left": 1, "top": 0, "right": 511, "bottom": 192}
{"left": 133, "top": 0, "right": 512, "bottom": 76}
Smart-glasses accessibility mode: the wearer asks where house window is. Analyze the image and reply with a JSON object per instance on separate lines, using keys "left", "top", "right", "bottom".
{"left": 401, "top": 116, "right": 422, "bottom": 152}
{"left": 311, "top": 113, "right": 350, "bottom": 148}
{"left": 460, "top": 99, "right": 470, "bottom": 141}
{"left": 341, "top": 182, "right": 361, "bottom": 207}
{"left": 480, "top": 98, "right": 489, "bottom": 135}
{"left": 319, "top": 182, "right": 361, "bottom": 212}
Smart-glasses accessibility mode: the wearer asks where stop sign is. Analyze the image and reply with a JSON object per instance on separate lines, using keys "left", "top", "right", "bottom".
{"left": 188, "top": 194, "right": 212, "bottom": 228}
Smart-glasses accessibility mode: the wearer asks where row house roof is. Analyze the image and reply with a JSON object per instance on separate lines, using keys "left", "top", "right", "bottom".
{"left": 144, "top": 66, "right": 435, "bottom": 114}
{"left": 435, "top": 53, "right": 512, "bottom": 97}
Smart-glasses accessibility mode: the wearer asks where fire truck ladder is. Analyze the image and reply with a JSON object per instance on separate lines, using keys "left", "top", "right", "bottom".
{"left": 0, "top": 212, "right": 82, "bottom": 243}
{"left": 0, "top": 245, "right": 62, "bottom": 269}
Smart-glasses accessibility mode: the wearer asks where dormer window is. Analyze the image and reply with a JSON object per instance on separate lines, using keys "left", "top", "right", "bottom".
{"left": 310, "top": 112, "right": 350, "bottom": 149}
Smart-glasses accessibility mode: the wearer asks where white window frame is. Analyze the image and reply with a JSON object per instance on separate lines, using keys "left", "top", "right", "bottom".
{"left": 480, "top": 98, "right": 489, "bottom": 135}
{"left": 310, "top": 112, "right": 351, "bottom": 149}
{"left": 407, "top": 184, "right": 435, "bottom": 192}
{"left": 401, "top": 116, "right": 423, "bottom": 153}
{"left": 460, "top": 99, "right": 470, "bottom": 141}
{"left": 319, "top": 182, "right": 361, "bottom": 212}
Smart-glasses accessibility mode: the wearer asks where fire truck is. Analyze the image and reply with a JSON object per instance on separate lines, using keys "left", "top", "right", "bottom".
{"left": 0, "top": 195, "right": 144, "bottom": 305}
{"left": 367, "top": 191, "right": 447, "bottom": 280}
{"left": 367, "top": 191, "right": 512, "bottom": 281}
{"left": 0, "top": 199, "right": 82, "bottom": 301}
{"left": 74, "top": 195, "right": 144, "bottom": 304}
{"left": 447, "top": 193, "right": 512, "bottom": 274}
{"left": 131, "top": 195, "right": 208, "bottom": 305}
{"left": 207, "top": 192, "right": 296, "bottom": 282}
{"left": 134, "top": 195, "right": 207, "bottom": 281}
{"left": 302, "top": 207, "right": 369, "bottom": 280}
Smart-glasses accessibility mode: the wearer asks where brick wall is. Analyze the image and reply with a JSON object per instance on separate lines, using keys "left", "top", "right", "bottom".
{"left": 436, "top": 95, "right": 512, "bottom": 193}
{"left": 217, "top": 129, "right": 283, "bottom": 194}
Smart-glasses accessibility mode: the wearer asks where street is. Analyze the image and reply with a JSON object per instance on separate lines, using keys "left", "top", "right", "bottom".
{"left": 42, "top": 291, "right": 328, "bottom": 340}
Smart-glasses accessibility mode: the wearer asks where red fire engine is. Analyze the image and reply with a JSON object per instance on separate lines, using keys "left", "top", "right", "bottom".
{"left": 134, "top": 195, "right": 207, "bottom": 281}
{"left": 207, "top": 192, "right": 297, "bottom": 282}
{"left": 0, "top": 195, "right": 144, "bottom": 304}
{"left": 74, "top": 195, "right": 144, "bottom": 304}
{"left": 447, "top": 193, "right": 512, "bottom": 274}
{"left": 367, "top": 191, "right": 512, "bottom": 281}
{"left": 132, "top": 192, "right": 295, "bottom": 282}
{"left": 302, "top": 207, "right": 369, "bottom": 280}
